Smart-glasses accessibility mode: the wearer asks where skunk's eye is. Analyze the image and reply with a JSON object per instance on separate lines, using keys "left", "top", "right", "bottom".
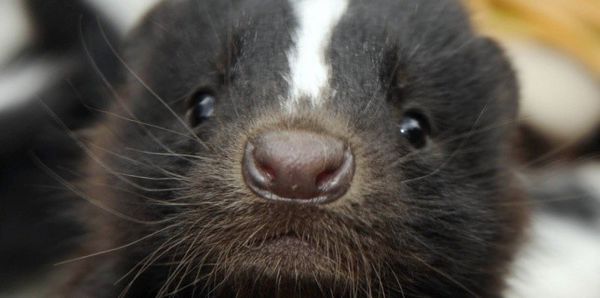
{"left": 399, "top": 111, "right": 431, "bottom": 148}
{"left": 188, "top": 92, "right": 216, "bottom": 126}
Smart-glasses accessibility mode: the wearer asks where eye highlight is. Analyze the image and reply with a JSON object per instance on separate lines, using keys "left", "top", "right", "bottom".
{"left": 187, "top": 92, "right": 216, "bottom": 126}
{"left": 399, "top": 111, "right": 431, "bottom": 148}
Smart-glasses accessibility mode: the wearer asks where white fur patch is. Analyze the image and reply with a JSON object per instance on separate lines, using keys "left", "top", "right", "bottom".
{"left": 0, "top": 0, "right": 32, "bottom": 66}
{"left": 285, "top": 0, "right": 349, "bottom": 111}
{"left": 505, "top": 214, "right": 600, "bottom": 298}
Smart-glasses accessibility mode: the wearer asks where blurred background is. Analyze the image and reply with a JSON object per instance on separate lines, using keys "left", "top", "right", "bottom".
{"left": 464, "top": 1, "right": 600, "bottom": 297}
{"left": 0, "top": 0, "right": 598, "bottom": 297}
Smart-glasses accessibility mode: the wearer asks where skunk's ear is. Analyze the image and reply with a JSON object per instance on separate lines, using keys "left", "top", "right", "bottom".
{"left": 119, "top": 1, "right": 183, "bottom": 71}
{"left": 477, "top": 36, "right": 520, "bottom": 122}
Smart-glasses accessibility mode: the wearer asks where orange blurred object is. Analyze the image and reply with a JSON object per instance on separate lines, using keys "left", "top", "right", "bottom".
{"left": 466, "top": 0, "right": 600, "bottom": 76}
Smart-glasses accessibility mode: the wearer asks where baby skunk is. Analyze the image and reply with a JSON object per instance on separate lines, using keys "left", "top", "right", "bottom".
{"left": 55, "top": 0, "right": 527, "bottom": 297}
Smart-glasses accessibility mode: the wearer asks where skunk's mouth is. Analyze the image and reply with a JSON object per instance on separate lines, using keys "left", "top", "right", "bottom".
{"left": 227, "top": 230, "right": 336, "bottom": 276}
{"left": 205, "top": 231, "right": 360, "bottom": 297}
{"left": 249, "top": 233, "right": 321, "bottom": 259}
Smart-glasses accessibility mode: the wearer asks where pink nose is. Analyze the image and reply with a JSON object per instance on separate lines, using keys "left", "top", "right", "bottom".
{"left": 242, "top": 130, "right": 355, "bottom": 204}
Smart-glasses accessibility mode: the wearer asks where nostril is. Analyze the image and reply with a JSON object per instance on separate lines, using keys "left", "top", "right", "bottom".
{"left": 316, "top": 148, "right": 354, "bottom": 193}
{"left": 243, "top": 142, "right": 272, "bottom": 188}
{"left": 316, "top": 168, "right": 339, "bottom": 189}
{"left": 256, "top": 162, "right": 275, "bottom": 181}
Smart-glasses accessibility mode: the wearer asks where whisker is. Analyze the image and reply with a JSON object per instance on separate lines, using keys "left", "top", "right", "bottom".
{"left": 97, "top": 21, "right": 212, "bottom": 152}
{"left": 88, "top": 143, "right": 187, "bottom": 180}
{"left": 410, "top": 253, "right": 480, "bottom": 298}
{"left": 401, "top": 101, "right": 492, "bottom": 184}
{"left": 124, "top": 147, "right": 215, "bottom": 163}
{"left": 517, "top": 137, "right": 586, "bottom": 169}
{"left": 31, "top": 153, "right": 162, "bottom": 225}
{"left": 78, "top": 102, "right": 197, "bottom": 142}
{"left": 40, "top": 101, "right": 185, "bottom": 193}
{"left": 32, "top": 172, "right": 189, "bottom": 207}
{"left": 158, "top": 216, "right": 210, "bottom": 297}
{"left": 55, "top": 222, "right": 180, "bottom": 266}
{"left": 81, "top": 21, "right": 206, "bottom": 164}
{"left": 388, "top": 267, "right": 406, "bottom": 298}
{"left": 385, "top": 118, "right": 518, "bottom": 171}
{"left": 117, "top": 230, "right": 192, "bottom": 298}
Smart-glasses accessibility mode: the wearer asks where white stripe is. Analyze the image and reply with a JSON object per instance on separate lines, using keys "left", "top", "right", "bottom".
{"left": 285, "top": 0, "right": 349, "bottom": 111}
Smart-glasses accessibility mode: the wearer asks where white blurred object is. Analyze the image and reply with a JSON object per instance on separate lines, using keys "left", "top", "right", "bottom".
{"left": 581, "top": 164, "right": 600, "bottom": 199}
{"left": 0, "top": 60, "right": 66, "bottom": 111}
{"left": 0, "top": 0, "right": 33, "bottom": 66}
{"left": 0, "top": 0, "right": 49, "bottom": 111}
{"left": 84, "top": 0, "right": 162, "bottom": 33}
{"left": 506, "top": 214, "right": 600, "bottom": 298}
{"left": 506, "top": 40, "right": 600, "bottom": 144}
{"left": 0, "top": 0, "right": 161, "bottom": 112}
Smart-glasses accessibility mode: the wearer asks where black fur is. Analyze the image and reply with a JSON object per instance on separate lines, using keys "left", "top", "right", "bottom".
{"left": 54, "top": 0, "right": 526, "bottom": 297}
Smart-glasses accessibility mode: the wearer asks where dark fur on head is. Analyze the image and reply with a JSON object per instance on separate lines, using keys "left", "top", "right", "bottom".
{"left": 59, "top": 0, "right": 527, "bottom": 297}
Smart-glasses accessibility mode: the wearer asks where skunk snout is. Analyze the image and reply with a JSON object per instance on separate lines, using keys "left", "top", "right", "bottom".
{"left": 242, "top": 130, "right": 355, "bottom": 205}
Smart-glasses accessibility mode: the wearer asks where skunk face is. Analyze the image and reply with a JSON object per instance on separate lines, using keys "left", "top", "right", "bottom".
{"left": 73, "top": 0, "right": 526, "bottom": 297}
